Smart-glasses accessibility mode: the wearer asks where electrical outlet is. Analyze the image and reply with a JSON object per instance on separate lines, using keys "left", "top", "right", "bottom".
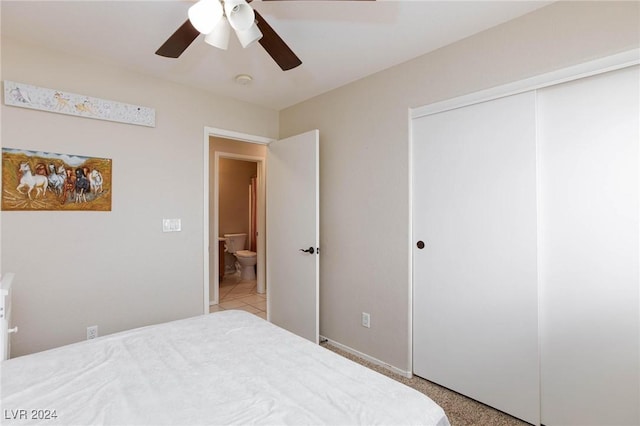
{"left": 87, "top": 325, "right": 98, "bottom": 340}
{"left": 361, "top": 312, "right": 371, "bottom": 328}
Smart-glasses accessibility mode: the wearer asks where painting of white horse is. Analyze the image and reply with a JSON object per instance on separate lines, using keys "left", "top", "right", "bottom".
{"left": 2, "top": 148, "right": 111, "bottom": 211}
{"left": 47, "top": 163, "right": 66, "bottom": 195}
{"left": 16, "top": 162, "right": 49, "bottom": 200}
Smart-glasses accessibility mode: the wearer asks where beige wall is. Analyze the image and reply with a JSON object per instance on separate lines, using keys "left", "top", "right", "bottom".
{"left": 279, "top": 1, "right": 640, "bottom": 371}
{"left": 1, "top": 38, "right": 278, "bottom": 357}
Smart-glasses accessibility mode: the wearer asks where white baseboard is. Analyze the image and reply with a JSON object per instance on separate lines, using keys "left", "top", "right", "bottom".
{"left": 320, "top": 335, "right": 413, "bottom": 379}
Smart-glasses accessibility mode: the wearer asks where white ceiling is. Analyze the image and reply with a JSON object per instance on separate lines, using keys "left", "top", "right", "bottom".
{"left": 1, "top": 1, "right": 551, "bottom": 110}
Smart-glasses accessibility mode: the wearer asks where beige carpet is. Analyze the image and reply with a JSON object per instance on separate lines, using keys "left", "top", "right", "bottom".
{"left": 323, "top": 343, "right": 529, "bottom": 426}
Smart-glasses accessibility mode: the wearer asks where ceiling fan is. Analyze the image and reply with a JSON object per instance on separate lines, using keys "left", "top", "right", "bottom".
{"left": 155, "top": 0, "right": 372, "bottom": 71}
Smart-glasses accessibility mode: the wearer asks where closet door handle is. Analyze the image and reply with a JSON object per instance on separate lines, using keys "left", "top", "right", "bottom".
{"left": 416, "top": 241, "right": 425, "bottom": 249}
{"left": 300, "top": 247, "right": 315, "bottom": 254}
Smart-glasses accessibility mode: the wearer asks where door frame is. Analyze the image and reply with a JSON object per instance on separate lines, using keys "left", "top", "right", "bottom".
{"left": 203, "top": 127, "right": 274, "bottom": 314}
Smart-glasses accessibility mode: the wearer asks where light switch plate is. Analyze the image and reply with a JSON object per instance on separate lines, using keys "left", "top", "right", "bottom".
{"left": 162, "top": 218, "right": 182, "bottom": 232}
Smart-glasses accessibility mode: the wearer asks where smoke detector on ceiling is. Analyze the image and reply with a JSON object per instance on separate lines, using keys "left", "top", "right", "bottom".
{"left": 235, "top": 74, "right": 253, "bottom": 85}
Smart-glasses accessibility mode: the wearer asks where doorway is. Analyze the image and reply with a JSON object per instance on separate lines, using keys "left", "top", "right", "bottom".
{"left": 213, "top": 153, "right": 264, "bottom": 311}
{"left": 202, "top": 128, "right": 273, "bottom": 315}
{"left": 202, "top": 127, "right": 320, "bottom": 344}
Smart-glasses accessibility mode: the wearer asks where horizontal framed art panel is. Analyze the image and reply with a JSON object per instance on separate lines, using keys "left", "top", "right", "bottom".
{"left": 3, "top": 81, "right": 155, "bottom": 127}
{"left": 2, "top": 148, "right": 112, "bottom": 211}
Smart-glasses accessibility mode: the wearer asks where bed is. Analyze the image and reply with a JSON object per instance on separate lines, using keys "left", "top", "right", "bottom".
{"left": 1, "top": 310, "right": 449, "bottom": 425}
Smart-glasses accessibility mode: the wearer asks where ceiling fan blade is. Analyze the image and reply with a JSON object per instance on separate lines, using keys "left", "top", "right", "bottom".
{"left": 254, "top": 10, "right": 302, "bottom": 71}
{"left": 155, "top": 20, "right": 200, "bottom": 58}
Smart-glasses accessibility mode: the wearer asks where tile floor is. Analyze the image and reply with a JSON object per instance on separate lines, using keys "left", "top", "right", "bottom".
{"left": 209, "top": 272, "right": 266, "bottom": 320}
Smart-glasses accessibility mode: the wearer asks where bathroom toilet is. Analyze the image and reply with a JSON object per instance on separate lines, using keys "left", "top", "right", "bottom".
{"left": 235, "top": 250, "right": 257, "bottom": 281}
{"left": 223, "top": 233, "right": 257, "bottom": 281}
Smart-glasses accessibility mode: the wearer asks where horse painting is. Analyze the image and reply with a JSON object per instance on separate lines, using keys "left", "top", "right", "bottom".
{"left": 2, "top": 148, "right": 112, "bottom": 211}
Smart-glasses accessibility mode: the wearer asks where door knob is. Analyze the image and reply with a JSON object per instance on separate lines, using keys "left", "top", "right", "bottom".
{"left": 300, "top": 247, "right": 315, "bottom": 254}
{"left": 416, "top": 241, "right": 425, "bottom": 249}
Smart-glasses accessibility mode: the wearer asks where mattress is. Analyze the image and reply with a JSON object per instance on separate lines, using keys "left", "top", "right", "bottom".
{"left": 1, "top": 310, "right": 449, "bottom": 425}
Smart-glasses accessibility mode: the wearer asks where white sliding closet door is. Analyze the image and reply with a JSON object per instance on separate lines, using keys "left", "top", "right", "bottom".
{"left": 538, "top": 66, "right": 640, "bottom": 426}
{"left": 412, "top": 92, "right": 539, "bottom": 425}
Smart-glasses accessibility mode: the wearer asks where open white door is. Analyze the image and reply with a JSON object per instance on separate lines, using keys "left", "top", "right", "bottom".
{"left": 266, "top": 130, "right": 319, "bottom": 343}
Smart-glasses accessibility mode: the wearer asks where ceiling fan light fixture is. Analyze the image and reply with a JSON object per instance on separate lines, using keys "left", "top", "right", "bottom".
{"left": 235, "top": 22, "right": 263, "bottom": 48}
{"left": 204, "top": 17, "right": 231, "bottom": 50}
{"left": 155, "top": 0, "right": 302, "bottom": 71}
{"left": 224, "top": 0, "right": 255, "bottom": 32}
{"left": 188, "top": 0, "right": 223, "bottom": 34}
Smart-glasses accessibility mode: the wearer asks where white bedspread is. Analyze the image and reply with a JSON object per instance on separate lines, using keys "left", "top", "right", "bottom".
{"left": 1, "top": 310, "right": 449, "bottom": 425}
